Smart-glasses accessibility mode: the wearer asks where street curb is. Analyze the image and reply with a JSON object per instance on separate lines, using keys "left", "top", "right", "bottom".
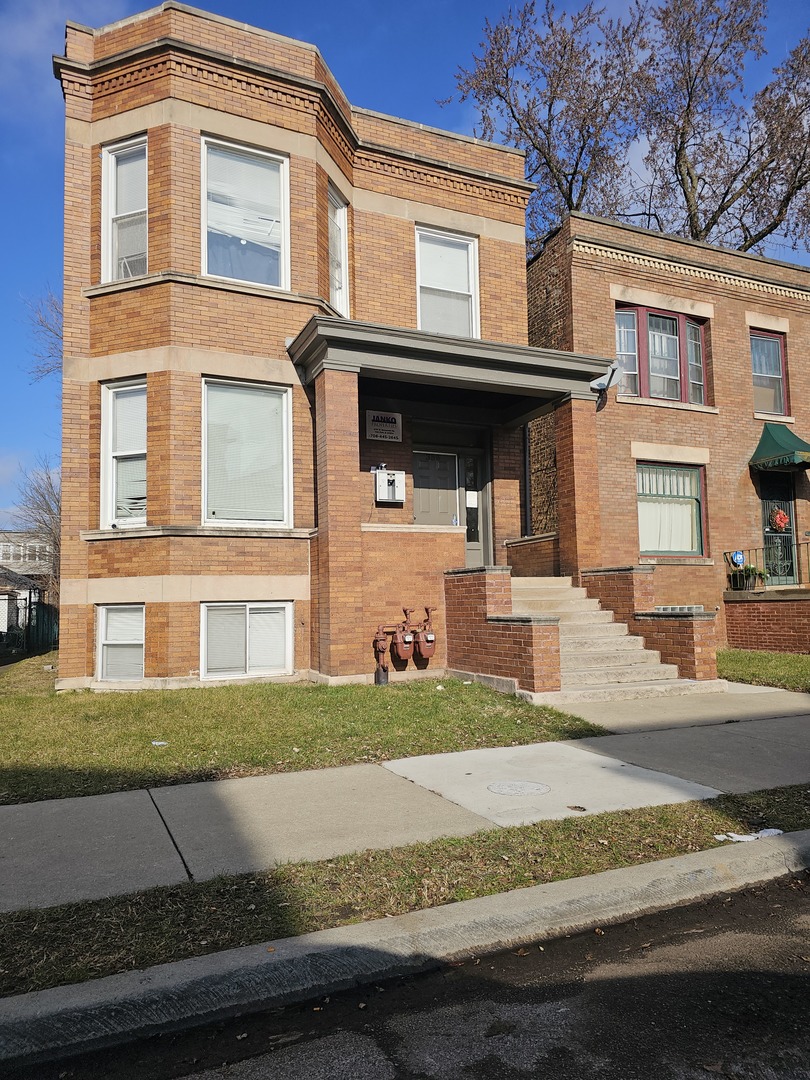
{"left": 3, "top": 830, "right": 810, "bottom": 1065}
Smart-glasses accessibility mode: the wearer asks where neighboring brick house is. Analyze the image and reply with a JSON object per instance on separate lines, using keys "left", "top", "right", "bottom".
{"left": 53, "top": 4, "right": 610, "bottom": 690}
{"left": 526, "top": 212, "right": 810, "bottom": 643}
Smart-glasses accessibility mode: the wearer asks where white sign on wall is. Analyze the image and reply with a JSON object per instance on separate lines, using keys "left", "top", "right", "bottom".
{"left": 365, "top": 411, "right": 402, "bottom": 442}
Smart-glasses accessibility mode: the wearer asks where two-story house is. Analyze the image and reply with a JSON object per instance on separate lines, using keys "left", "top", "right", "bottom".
{"left": 526, "top": 213, "right": 810, "bottom": 650}
{"left": 54, "top": 3, "right": 610, "bottom": 690}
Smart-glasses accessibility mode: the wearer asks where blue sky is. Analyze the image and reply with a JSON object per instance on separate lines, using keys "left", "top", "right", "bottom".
{"left": 0, "top": 0, "right": 804, "bottom": 527}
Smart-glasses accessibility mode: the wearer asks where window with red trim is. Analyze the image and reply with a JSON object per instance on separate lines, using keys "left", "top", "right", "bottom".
{"left": 615, "top": 306, "right": 705, "bottom": 405}
{"left": 750, "top": 330, "right": 786, "bottom": 415}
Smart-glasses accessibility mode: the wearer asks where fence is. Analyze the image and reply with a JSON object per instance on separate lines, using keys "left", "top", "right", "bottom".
{"left": 723, "top": 540, "right": 810, "bottom": 590}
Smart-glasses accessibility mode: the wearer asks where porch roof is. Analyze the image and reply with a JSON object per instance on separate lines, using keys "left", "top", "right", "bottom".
{"left": 749, "top": 421, "right": 810, "bottom": 471}
{"left": 288, "top": 317, "right": 612, "bottom": 426}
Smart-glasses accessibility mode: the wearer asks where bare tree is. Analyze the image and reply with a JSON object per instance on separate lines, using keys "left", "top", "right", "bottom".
{"left": 453, "top": 1, "right": 653, "bottom": 252}
{"left": 23, "top": 288, "right": 63, "bottom": 382}
{"left": 11, "top": 456, "right": 61, "bottom": 599}
{"left": 453, "top": 0, "right": 810, "bottom": 253}
{"left": 645, "top": 0, "right": 810, "bottom": 251}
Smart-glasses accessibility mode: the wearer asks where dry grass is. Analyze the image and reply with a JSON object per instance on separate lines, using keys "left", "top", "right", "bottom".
{"left": 2, "top": 784, "right": 807, "bottom": 997}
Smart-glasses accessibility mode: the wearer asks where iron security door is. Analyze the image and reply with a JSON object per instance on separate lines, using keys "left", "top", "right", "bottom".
{"left": 760, "top": 472, "right": 796, "bottom": 584}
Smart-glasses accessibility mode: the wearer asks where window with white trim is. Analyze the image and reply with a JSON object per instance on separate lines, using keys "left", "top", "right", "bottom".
{"left": 99, "top": 605, "right": 144, "bottom": 681}
{"left": 102, "top": 138, "right": 147, "bottom": 282}
{"left": 203, "top": 139, "right": 288, "bottom": 289}
{"left": 637, "top": 463, "right": 704, "bottom": 556}
{"left": 202, "top": 602, "right": 292, "bottom": 678}
{"left": 750, "top": 330, "right": 786, "bottom": 414}
{"left": 416, "top": 228, "right": 479, "bottom": 338}
{"left": 103, "top": 383, "right": 147, "bottom": 527}
{"left": 204, "top": 381, "right": 290, "bottom": 525}
{"left": 328, "top": 185, "right": 349, "bottom": 316}
{"left": 615, "top": 306, "right": 705, "bottom": 404}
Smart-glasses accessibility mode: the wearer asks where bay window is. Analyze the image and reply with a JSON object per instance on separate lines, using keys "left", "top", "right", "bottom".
{"left": 615, "top": 306, "right": 705, "bottom": 404}
{"left": 204, "top": 381, "right": 290, "bottom": 526}
{"left": 203, "top": 139, "right": 288, "bottom": 289}
{"left": 103, "top": 382, "right": 146, "bottom": 527}
{"left": 102, "top": 138, "right": 147, "bottom": 282}
{"left": 416, "top": 227, "right": 479, "bottom": 338}
{"left": 637, "top": 464, "right": 704, "bottom": 556}
{"left": 98, "top": 605, "right": 144, "bottom": 681}
{"left": 202, "top": 602, "right": 292, "bottom": 678}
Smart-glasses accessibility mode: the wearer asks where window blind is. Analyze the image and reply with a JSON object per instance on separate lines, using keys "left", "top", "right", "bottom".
{"left": 112, "top": 387, "right": 146, "bottom": 520}
{"left": 418, "top": 232, "right": 473, "bottom": 336}
{"left": 206, "top": 605, "right": 247, "bottom": 675}
{"left": 248, "top": 606, "right": 286, "bottom": 671}
{"left": 206, "top": 384, "right": 285, "bottom": 522}
{"left": 102, "top": 606, "right": 144, "bottom": 680}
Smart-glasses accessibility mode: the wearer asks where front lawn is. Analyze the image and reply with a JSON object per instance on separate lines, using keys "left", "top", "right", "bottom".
{"left": 717, "top": 648, "right": 810, "bottom": 693}
{"left": 2, "top": 783, "right": 807, "bottom": 998}
{"left": 0, "top": 673, "right": 602, "bottom": 804}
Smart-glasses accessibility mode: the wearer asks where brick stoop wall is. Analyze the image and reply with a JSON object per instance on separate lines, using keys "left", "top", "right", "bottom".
{"left": 503, "top": 534, "right": 560, "bottom": 577}
{"left": 581, "top": 565, "right": 718, "bottom": 680}
{"left": 724, "top": 590, "right": 810, "bottom": 654}
{"left": 444, "top": 566, "right": 561, "bottom": 693}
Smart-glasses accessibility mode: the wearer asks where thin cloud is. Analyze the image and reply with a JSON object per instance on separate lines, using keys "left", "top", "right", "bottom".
{"left": 0, "top": 0, "right": 129, "bottom": 128}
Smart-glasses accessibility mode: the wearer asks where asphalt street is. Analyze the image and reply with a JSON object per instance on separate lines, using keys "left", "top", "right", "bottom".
{"left": 11, "top": 873, "right": 810, "bottom": 1080}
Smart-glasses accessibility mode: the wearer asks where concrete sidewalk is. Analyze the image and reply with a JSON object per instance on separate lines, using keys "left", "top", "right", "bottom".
{"left": 1, "top": 686, "right": 808, "bottom": 914}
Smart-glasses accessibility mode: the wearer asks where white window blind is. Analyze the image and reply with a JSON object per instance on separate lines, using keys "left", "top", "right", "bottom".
{"left": 101, "top": 605, "right": 144, "bottom": 680}
{"left": 328, "top": 188, "right": 348, "bottom": 315}
{"left": 205, "top": 143, "right": 283, "bottom": 287}
{"left": 109, "top": 143, "right": 147, "bottom": 280}
{"left": 417, "top": 230, "right": 476, "bottom": 337}
{"left": 111, "top": 385, "right": 146, "bottom": 522}
{"left": 204, "top": 603, "right": 290, "bottom": 677}
{"left": 205, "top": 383, "right": 286, "bottom": 523}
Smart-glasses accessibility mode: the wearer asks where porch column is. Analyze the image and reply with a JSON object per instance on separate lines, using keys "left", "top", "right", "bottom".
{"left": 312, "top": 367, "right": 364, "bottom": 677}
{"left": 554, "top": 397, "right": 602, "bottom": 576}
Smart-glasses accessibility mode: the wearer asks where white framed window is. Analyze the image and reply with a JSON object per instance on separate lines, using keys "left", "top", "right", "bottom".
{"left": 203, "top": 380, "right": 292, "bottom": 526}
{"left": 202, "top": 138, "right": 289, "bottom": 289}
{"left": 327, "top": 184, "right": 349, "bottom": 316}
{"left": 102, "top": 382, "right": 147, "bottom": 528}
{"left": 202, "top": 602, "right": 293, "bottom": 678}
{"left": 98, "top": 605, "right": 144, "bottom": 681}
{"left": 102, "top": 138, "right": 147, "bottom": 283}
{"left": 416, "top": 227, "right": 479, "bottom": 338}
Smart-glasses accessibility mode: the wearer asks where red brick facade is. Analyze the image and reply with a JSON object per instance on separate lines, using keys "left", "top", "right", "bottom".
{"left": 528, "top": 213, "right": 810, "bottom": 643}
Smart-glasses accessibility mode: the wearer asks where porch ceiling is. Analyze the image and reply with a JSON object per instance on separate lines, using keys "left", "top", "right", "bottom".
{"left": 288, "top": 317, "right": 612, "bottom": 425}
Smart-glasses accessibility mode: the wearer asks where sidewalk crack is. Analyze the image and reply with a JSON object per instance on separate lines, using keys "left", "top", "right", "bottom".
{"left": 147, "top": 789, "right": 194, "bottom": 882}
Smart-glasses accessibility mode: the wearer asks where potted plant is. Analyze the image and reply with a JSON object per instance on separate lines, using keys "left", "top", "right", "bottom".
{"left": 728, "top": 564, "right": 769, "bottom": 590}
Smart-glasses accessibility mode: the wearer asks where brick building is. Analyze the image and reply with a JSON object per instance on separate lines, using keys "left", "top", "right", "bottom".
{"left": 526, "top": 213, "right": 810, "bottom": 648}
{"left": 54, "top": 4, "right": 611, "bottom": 690}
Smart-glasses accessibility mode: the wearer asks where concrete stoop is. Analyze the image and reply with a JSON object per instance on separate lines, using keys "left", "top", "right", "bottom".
{"left": 511, "top": 576, "right": 727, "bottom": 704}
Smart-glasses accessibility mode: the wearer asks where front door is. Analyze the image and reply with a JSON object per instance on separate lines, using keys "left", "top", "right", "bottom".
{"left": 760, "top": 472, "right": 796, "bottom": 584}
{"left": 413, "top": 449, "right": 491, "bottom": 567}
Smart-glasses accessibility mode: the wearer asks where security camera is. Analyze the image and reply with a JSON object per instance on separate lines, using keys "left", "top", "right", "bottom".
{"left": 590, "top": 362, "right": 621, "bottom": 393}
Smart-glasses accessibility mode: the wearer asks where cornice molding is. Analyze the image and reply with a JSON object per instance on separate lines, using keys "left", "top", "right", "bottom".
{"left": 572, "top": 237, "right": 810, "bottom": 305}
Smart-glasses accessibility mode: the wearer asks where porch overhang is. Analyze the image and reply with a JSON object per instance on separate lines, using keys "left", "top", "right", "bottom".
{"left": 749, "top": 421, "right": 810, "bottom": 471}
{"left": 288, "top": 317, "right": 612, "bottom": 426}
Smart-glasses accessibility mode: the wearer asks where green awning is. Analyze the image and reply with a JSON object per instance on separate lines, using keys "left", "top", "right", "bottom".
{"left": 749, "top": 422, "right": 810, "bottom": 470}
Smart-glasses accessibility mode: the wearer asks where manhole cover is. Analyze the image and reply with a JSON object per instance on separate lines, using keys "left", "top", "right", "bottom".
{"left": 486, "top": 780, "right": 551, "bottom": 797}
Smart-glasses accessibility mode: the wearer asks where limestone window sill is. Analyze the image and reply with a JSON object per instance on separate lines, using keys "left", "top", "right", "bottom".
{"left": 616, "top": 395, "right": 719, "bottom": 415}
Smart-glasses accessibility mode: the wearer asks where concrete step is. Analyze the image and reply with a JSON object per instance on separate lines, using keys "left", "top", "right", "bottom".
{"left": 559, "top": 630, "right": 643, "bottom": 651}
{"left": 511, "top": 597, "right": 603, "bottom": 613}
{"left": 561, "top": 662, "right": 680, "bottom": 688}
{"left": 560, "top": 647, "right": 661, "bottom": 672}
{"left": 511, "top": 585, "right": 590, "bottom": 601}
{"left": 556, "top": 621, "right": 629, "bottom": 640}
{"left": 531, "top": 609, "right": 617, "bottom": 625}
{"left": 522, "top": 679, "right": 729, "bottom": 705}
{"left": 512, "top": 576, "right": 574, "bottom": 589}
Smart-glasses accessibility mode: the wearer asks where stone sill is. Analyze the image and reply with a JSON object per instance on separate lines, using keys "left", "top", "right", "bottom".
{"left": 640, "top": 557, "right": 715, "bottom": 566}
{"left": 753, "top": 412, "right": 795, "bottom": 424}
{"left": 635, "top": 610, "right": 716, "bottom": 622}
{"left": 616, "top": 395, "right": 719, "bottom": 415}
{"left": 81, "top": 526, "right": 314, "bottom": 541}
{"left": 723, "top": 587, "right": 810, "bottom": 602}
{"left": 503, "top": 533, "right": 558, "bottom": 548}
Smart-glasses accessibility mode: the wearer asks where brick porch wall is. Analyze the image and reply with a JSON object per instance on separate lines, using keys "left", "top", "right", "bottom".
{"left": 504, "top": 534, "right": 560, "bottom": 577}
{"left": 724, "top": 592, "right": 810, "bottom": 653}
{"left": 444, "top": 566, "right": 561, "bottom": 692}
